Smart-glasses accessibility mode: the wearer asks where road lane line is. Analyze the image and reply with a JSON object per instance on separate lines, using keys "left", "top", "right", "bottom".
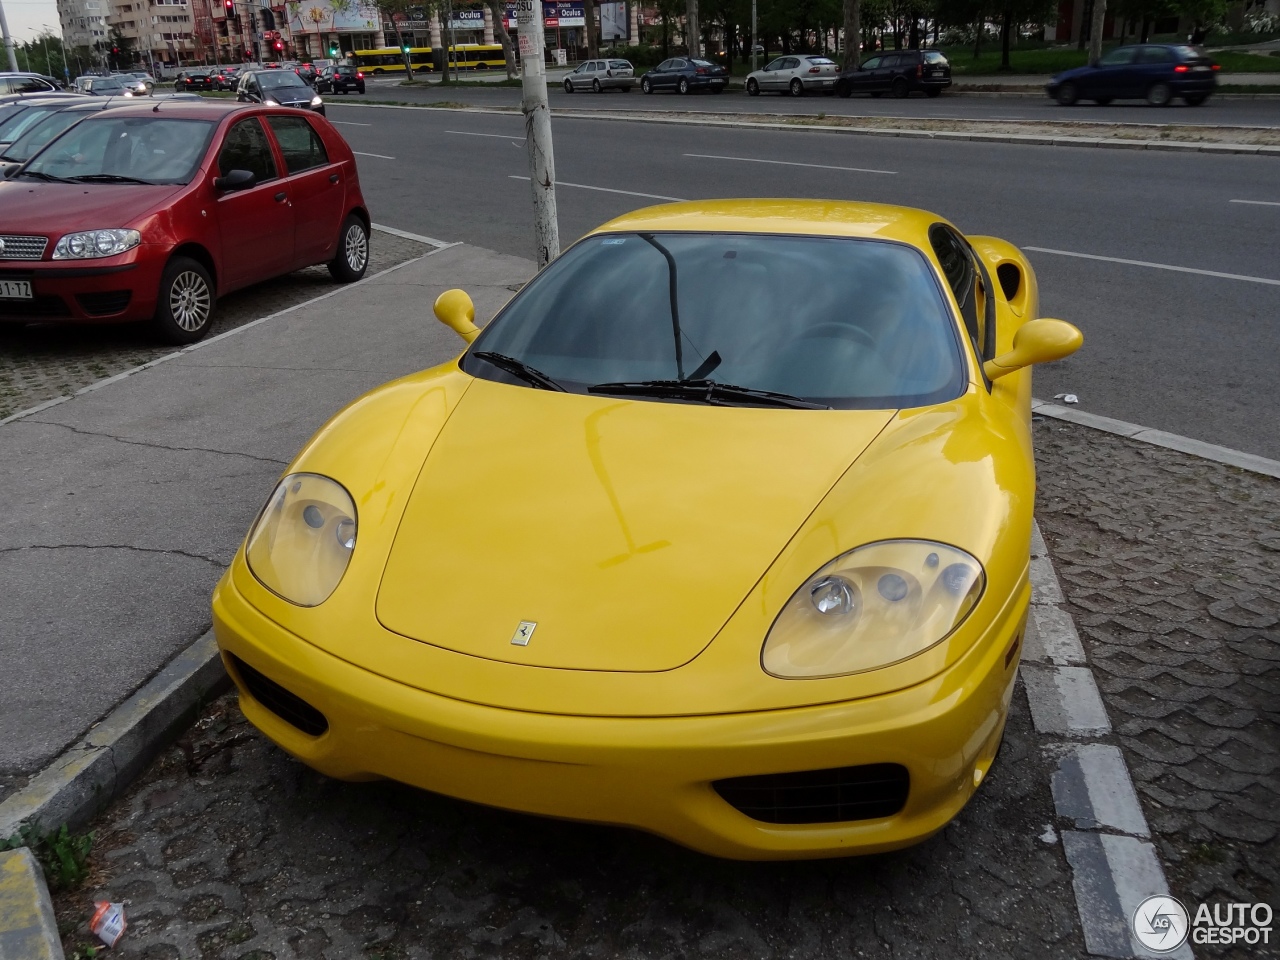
{"left": 353, "top": 151, "right": 396, "bottom": 159}
{"left": 330, "top": 121, "right": 372, "bottom": 126}
{"left": 1025, "top": 246, "right": 1280, "bottom": 286}
{"left": 448, "top": 130, "right": 526, "bottom": 140}
{"left": 684, "top": 153, "right": 896, "bottom": 175}
{"left": 1230, "top": 198, "right": 1280, "bottom": 207}
{"left": 508, "top": 175, "right": 685, "bottom": 202}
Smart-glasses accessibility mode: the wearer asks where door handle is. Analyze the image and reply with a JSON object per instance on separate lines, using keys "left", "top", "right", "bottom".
{"left": 274, "top": 192, "right": 287, "bottom": 202}
{"left": 329, "top": 173, "right": 339, "bottom": 184}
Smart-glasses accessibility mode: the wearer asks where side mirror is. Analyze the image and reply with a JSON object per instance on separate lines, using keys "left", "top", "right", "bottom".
{"left": 983, "top": 318, "right": 1082, "bottom": 381}
{"left": 213, "top": 168, "right": 256, "bottom": 191}
{"left": 434, "top": 288, "right": 480, "bottom": 342}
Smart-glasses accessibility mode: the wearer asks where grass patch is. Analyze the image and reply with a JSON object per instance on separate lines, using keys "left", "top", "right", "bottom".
{"left": 1218, "top": 83, "right": 1280, "bottom": 93}
{"left": 1214, "top": 51, "right": 1280, "bottom": 72}
{"left": 2, "top": 824, "right": 95, "bottom": 891}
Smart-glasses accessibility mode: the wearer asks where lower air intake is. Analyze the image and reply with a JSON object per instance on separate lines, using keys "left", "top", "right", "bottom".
{"left": 713, "top": 763, "right": 909, "bottom": 824}
{"left": 229, "top": 654, "right": 329, "bottom": 737}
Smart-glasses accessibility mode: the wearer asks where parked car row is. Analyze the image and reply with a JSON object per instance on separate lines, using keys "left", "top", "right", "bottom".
{"left": 0, "top": 95, "right": 368, "bottom": 343}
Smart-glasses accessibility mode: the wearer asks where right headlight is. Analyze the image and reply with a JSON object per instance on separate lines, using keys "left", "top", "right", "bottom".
{"left": 762, "top": 540, "right": 985, "bottom": 679}
{"left": 245, "top": 473, "right": 357, "bottom": 607}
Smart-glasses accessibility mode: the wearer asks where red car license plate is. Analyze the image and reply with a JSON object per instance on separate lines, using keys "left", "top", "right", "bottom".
{"left": 0, "top": 280, "right": 32, "bottom": 300}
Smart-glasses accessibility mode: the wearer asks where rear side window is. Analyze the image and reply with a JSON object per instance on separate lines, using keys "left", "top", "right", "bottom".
{"left": 218, "top": 117, "right": 277, "bottom": 183}
{"left": 1138, "top": 46, "right": 1173, "bottom": 63}
{"left": 266, "top": 115, "right": 329, "bottom": 174}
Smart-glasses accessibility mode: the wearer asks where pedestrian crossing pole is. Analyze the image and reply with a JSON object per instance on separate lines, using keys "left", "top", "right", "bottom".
{"left": 0, "top": 0, "right": 21, "bottom": 74}
{"left": 516, "top": 0, "right": 560, "bottom": 269}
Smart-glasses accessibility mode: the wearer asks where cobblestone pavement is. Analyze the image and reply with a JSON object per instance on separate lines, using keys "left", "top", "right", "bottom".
{"left": 0, "top": 231, "right": 430, "bottom": 422}
{"left": 52, "top": 686, "right": 1086, "bottom": 959}
{"left": 1034, "top": 419, "right": 1279, "bottom": 956}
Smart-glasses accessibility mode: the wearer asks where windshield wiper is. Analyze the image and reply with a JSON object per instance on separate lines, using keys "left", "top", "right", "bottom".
{"left": 69, "top": 174, "right": 154, "bottom": 184}
{"left": 588, "top": 378, "right": 830, "bottom": 410}
{"left": 472, "top": 351, "right": 565, "bottom": 392}
{"left": 17, "top": 170, "right": 70, "bottom": 182}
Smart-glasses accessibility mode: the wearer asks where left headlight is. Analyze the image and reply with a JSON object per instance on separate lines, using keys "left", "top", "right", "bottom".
{"left": 310, "top": 94, "right": 323, "bottom": 106}
{"left": 52, "top": 229, "right": 141, "bottom": 260}
{"left": 762, "top": 540, "right": 985, "bottom": 679}
{"left": 245, "top": 473, "right": 357, "bottom": 607}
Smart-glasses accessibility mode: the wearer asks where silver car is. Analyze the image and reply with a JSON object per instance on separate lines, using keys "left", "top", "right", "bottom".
{"left": 746, "top": 55, "right": 838, "bottom": 97}
{"left": 563, "top": 58, "right": 634, "bottom": 93}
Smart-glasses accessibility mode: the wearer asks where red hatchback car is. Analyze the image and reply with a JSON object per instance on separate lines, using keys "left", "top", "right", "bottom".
{"left": 0, "top": 101, "right": 370, "bottom": 343}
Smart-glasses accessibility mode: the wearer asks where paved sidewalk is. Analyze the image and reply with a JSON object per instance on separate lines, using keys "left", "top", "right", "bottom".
{"left": 0, "top": 243, "right": 531, "bottom": 805}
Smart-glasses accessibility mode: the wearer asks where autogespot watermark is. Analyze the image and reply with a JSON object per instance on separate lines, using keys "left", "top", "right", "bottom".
{"left": 1132, "top": 895, "right": 1274, "bottom": 951}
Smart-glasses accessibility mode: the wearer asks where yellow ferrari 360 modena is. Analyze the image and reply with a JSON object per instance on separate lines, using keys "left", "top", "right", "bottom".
{"left": 212, "top": 199, "right": 1082, "bottom": 859}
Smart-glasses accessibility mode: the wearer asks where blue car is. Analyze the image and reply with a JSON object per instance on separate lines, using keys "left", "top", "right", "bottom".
{"left": 1046, "top": 43, "right": 1219, "bottom": 107}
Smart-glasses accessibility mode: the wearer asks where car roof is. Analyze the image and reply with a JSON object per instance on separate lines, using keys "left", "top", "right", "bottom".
{"left": 70, "top": 100, "right": 256, "bottom": 121}
{"left": 592, "top": 200, "right": 945, "bottom": 247}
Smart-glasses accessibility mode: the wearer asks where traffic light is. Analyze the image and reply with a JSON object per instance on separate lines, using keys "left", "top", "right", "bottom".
{"left": 223, "top": 0, "right": 232, "bottom": 9}
{"left": 329, "top": 42, "right": 339, "bottom": 56}
{"left": 401, "top": 43, "right": 410, "bottom": 54}
{"left": 274, "top": 40, "right": 283, "bottom": 51}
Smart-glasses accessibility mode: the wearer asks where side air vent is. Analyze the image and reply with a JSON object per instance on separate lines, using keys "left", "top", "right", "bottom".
{"left": 714, "top": 763, "right": 909, "bottom": 824}
{"left": 229, "top": 654, "right": 329, "bottom": 737}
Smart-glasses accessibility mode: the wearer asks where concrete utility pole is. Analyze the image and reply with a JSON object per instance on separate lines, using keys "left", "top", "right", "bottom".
{"left": 750, "top": 0, "right": 756, "bottom": 71}
{"left": 0, "top": 0, "right": 21, "bottom": 73}
{"left": 517, "top": 0, "right": 559, "bottom": 269}
{"left": 1088, "top": 0, "right": 1107, "bottom": 63}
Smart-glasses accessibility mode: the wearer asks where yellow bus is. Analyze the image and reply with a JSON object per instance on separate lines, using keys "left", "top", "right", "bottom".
{"left": 352, "top": 44, "right": 507, "bottom": 73}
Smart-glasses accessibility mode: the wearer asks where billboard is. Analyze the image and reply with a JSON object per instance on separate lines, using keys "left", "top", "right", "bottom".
{"left": 503, "top": 1, "right": 584, "bottom": 29}
{"left": 449, "top": 7, "right": 485, "bottom": 30}
{"left": 600, "top": 1, "right": 626, "bottom": 39}
{"left": 285, "top": 0, "right": 381, "bottom": 34}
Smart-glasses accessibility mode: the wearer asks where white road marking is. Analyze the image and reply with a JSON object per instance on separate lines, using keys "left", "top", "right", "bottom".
{"left": 353, "top": 151, "right": 395, "bottom": 159}
{"left": 1021, "top": 664, "right": 1112, "bottom": 737}
{"left": 370, "top": 223, "right": 454, "bottom": 249}
{"left": 1051, "top": 744, "right": 1150, "bottom": 838}
{"left": 508, "top": 175, "right": 685, "bottom": 202}
{"left": 1025, "top": 245, "right": 1280, "bottom": 286}
{"left": 329, "top": 120, "right": 372, "bottom": 126}
{"left": 1230, "top": 198, "right": 1280, "bottom": 207}
{"left": 449, "top": 129, "right": 526, "bottom": 140}
{"left": 684, "top": 153, "right": 896, "bottom": 175}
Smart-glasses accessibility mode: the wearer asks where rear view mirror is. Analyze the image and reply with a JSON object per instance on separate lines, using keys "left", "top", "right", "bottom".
{"left": 434, "top": 288, "right": 480, "bottom": 342}
{"left": 984, "top": 318, "right": 1083, "bottom": 380}
{"left": 214, "top": 169, "right": 256, "bottom": 191}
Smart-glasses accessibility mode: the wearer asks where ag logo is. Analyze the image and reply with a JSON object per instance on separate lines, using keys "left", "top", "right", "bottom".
{"left": 1133, "top": 895, "right": 1190, "bottom": 952}
{"left": 510, "top": 620, "right": 537, "bottom": 646}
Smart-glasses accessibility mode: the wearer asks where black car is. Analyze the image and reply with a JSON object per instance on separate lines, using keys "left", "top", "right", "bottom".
{"left": 211, "top": 68, "right": 241, "bottom": 91}
{"left": 640, "top": 57, "right": 728, "bottom": 95}
{"left": 316, "top": 64, "right": 366, "bottom": 95}
{"left": 1046, "top": 43, "right": 1219, "bottom": 106}
{"left": 174, "top": 71, "right": 214, "bottom": 92}
{"left": 835, "top": 49, "right": 951, "bottom": 99}
{"left": 237, "top": 69, "right": 325, "bottom": 114}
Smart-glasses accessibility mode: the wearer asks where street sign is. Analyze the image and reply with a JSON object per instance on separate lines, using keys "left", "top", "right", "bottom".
{"left": 515, "top": 0, "right": 534, "bottom": 25}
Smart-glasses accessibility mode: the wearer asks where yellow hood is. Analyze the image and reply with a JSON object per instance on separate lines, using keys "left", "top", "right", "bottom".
{"left": 375, "top": 379, "right": 895, "bottom": 672}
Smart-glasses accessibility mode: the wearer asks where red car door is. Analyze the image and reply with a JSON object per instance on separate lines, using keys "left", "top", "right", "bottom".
{"left": 213, "top": 116, "right": 294, "bottom": 290}
{"left": 263, "top": 114, "right": 345, "bottom": 269}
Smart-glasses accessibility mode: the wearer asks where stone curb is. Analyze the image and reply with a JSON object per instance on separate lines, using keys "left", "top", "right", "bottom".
{"left": 0, "top": 848, "right": 63, "bottom": 960}
{"left": 332, "top": 100, "right": 1280, "bottom": 155}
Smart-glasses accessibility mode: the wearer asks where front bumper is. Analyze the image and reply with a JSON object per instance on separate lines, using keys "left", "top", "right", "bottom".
{"left": 212, "top": 570, "right": 1026, "bottom": 860}
{"left": 0, "top": 252, "right": 162, "bottom": 325}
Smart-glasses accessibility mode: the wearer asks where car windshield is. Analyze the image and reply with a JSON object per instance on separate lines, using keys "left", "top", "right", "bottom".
{"left": 23, "top": 116, "right": 214, "bottom": 185}
{"left": 807, "top": 57, "right": 836, "bottom": 64}
{"left": 924, "top": 51, "right": 947, "bottom": 64}
{"left": 258, "top": 72, "right": 308, "bottom": 90}
{"left": 691, "top": 59, "right": 716, "bottom": 67}
{"left": 93, "top": 79, "right": 126, "bottom": 93}
{"left": 0, "top": 106, "right": 52, "bottom": 140}
{"left": 463, "top": 233, "right": 965, "bottom": 409}
{"left": 3, "top": 109, "right": 94, "bottom": 161}
{"left": 608, "top": 60, "right": 631, "bottom": 68}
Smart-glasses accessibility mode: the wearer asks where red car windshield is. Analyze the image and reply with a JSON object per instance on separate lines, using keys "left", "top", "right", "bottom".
{"left": 23, "top": 116, "right": 215, "bottom": 186}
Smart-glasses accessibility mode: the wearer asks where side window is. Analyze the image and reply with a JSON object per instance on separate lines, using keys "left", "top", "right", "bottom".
{"left": 217, "top": 118, "right": 277, "bottom": 183}
{"left": 784, "top": 57, "right": 799, "bottom": 69}
{"left": 16, "top": 77, "right": 49, "bottom": 93}
{"left": 882, "top": 55, "right": 901, "bottom": 69}
{"left": 860, "top": 57, "right": 881, "bottom": 70}
{"left": 1139, "top": 46, "right": 1172, "bottom": 63}
{"left": 765, "top": 58, "right": 784, "bottom": 71}
{"left": 266, "top": 115, "right": 329, "bottom": 174}
{"left": 929, "top": 223, "right": 987, "bottom": 359}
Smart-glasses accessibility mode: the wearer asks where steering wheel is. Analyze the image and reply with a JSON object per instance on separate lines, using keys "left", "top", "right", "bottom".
{"left": 796, "top": 322, "right": 876, "bottom": 348}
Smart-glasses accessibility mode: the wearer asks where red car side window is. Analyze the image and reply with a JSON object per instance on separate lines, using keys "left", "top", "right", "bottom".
{"left": 265, "top": 115, "right": 329, "bottom": 174}
{"left": 217, "top": 118, "right": 277, "bottom": 183}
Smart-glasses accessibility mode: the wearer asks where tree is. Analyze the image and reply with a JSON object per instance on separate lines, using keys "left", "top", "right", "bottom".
{"left": 685, "top": 0, "right": 701, "bottom": 55}
{"left": 842, "top": 0, "right": 861, "bottom": 68}
{"left": 1088, "top": 0, "right": 1106, "bottom": 61}
{"left": 376, "top": 0, "right": 418, "bottom": 75}
{"left": 485, "top": 0, "right": 516, "bottom": 77}
{"left": 585, "top": 0, "right": 599, "bottom": 58}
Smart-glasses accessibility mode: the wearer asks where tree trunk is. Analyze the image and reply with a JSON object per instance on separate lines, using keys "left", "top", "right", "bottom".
{"left": 661, "top": 10, "right": 669, "bottom": 58}
{"left": 999, "top": 6, "right": 1011, "bottom": 70}
{"left": 684, "top": 0, "right": 699, "bottom": 57}
{"left": 586, "top": 0, "right": 598, "bottom": 58}
{"left": 973, "top": 17, "right": 982, "bottom": 58}
{"left": 841, "top": 0, "right": 860, "bottom": 71}
{"left": 908, "top": 16, "right": 919, "bottom": 49}
{"left": 1077, "top": 0, "right": 1090, "bottom": 49}
{"left": 1088, "top": 0, "right": 1106, "bottom": 63}
{"left": 485, "top": 0, "right": 516, "bottom": 78}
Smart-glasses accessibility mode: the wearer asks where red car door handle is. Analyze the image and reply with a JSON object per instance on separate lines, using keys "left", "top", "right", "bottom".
{"left": 274, "top": 192, "right": 287, "bottom": 202}
{"left": 329, "top": 173, "right": 339, "bottom": 184}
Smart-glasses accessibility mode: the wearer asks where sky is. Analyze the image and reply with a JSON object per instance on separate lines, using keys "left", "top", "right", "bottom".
{"left": 2, "top": 0, "right": 63, "bottom": 46}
